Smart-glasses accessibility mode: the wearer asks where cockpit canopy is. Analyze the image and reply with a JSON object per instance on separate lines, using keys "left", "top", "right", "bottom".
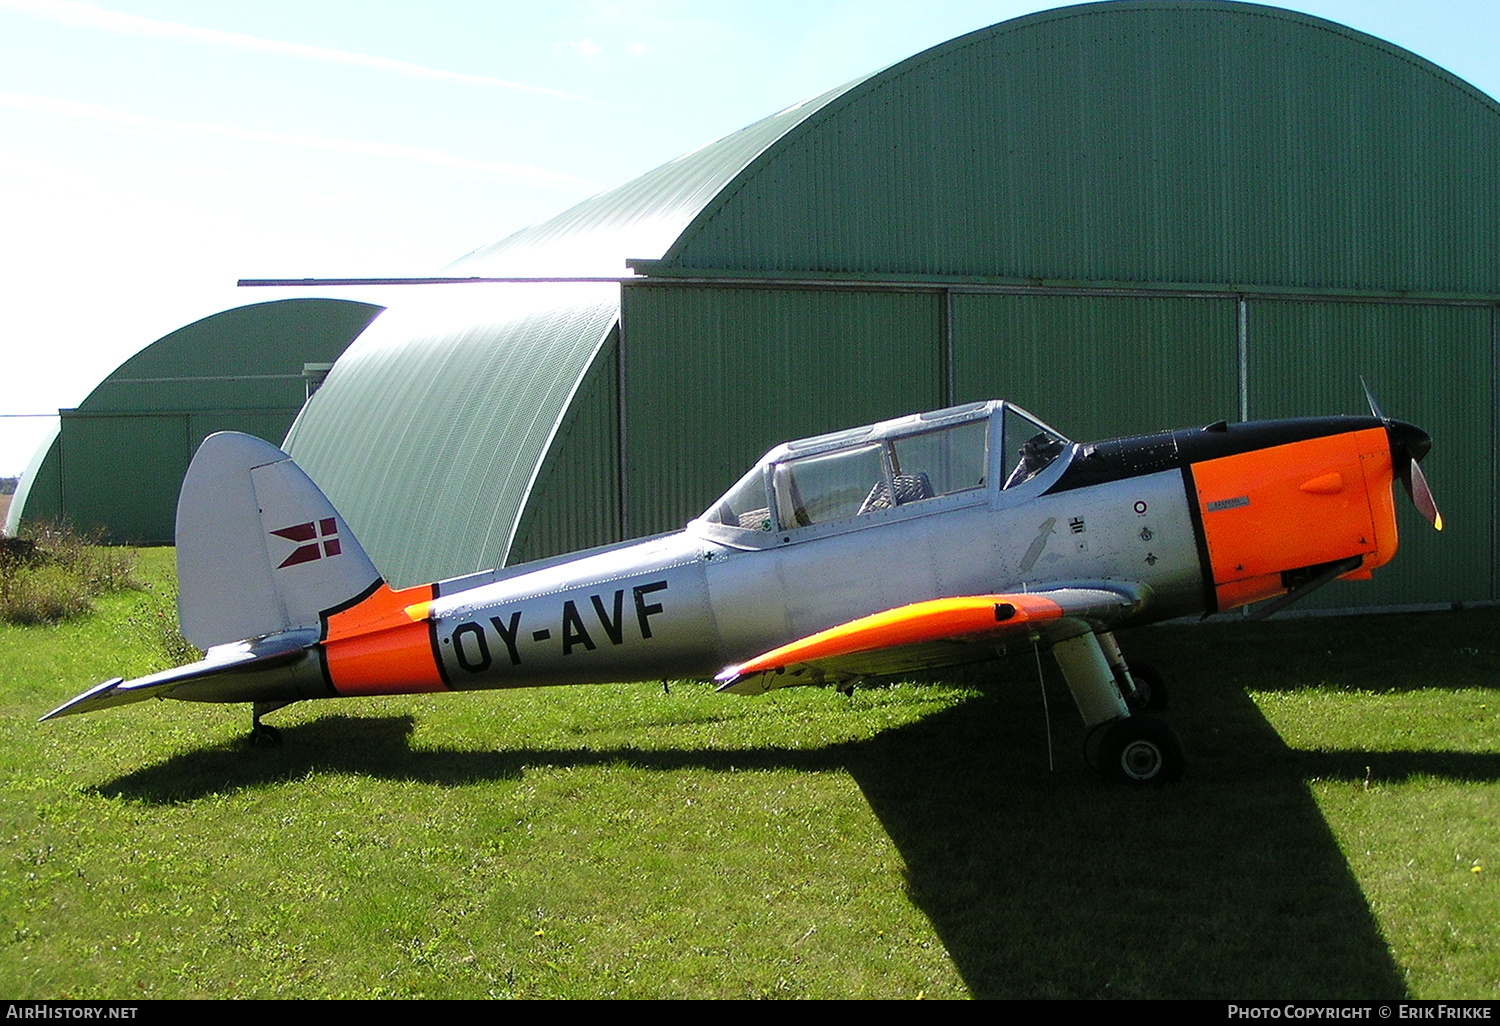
{"left": 697, "top": 400, "right": 1068, "bottom": 539}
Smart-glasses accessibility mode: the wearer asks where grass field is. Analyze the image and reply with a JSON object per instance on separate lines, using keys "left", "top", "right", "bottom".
{"left": 1, "top": 548, "right": 1496, "bottom": 998}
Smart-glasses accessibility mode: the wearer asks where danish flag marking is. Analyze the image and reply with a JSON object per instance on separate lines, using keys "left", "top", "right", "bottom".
{"left": 272, "top": 518, "right": 342, "bottom": 568}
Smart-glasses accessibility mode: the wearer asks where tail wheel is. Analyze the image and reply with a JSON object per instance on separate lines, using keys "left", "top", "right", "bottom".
{"left": 1100, "top": 715, "right": 1184, "bottom": 785}
{"left": 249, "top": 722, "right": 283, "bottom": 747}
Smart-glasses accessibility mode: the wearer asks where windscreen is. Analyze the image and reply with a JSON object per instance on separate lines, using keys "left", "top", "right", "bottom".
{"left": 1002, "top": 407, "right": 1069, "bottom": 489}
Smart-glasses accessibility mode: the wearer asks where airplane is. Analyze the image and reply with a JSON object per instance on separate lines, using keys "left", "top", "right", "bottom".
{"left": 40, "top": 395, "right": 1441, "bottom": 784}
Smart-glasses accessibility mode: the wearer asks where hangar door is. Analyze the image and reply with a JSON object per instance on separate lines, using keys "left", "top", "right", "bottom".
{"left": 620, "top": 284, "right": 943, "bottom": 538}
{"left": 1247, "top": 299, "right": 1493, "bottom": 607}
{"left": 950, "top": 293, "right": 1239, "bottom": 443}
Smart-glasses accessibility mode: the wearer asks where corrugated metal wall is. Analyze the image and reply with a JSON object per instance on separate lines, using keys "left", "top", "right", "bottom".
{"left": 507, "top": 329, "right": 622, "bottom": 565}
{"left": 608, "top": 282, "right": 1492, "bottom": 609}
{"left": 285, "top": 283, "right": 619, "bottom": 586}
{"left": 950, "top": 293, "right": 1239, "bottom": 440}
{"left": 659, "top": 2, "right": 1500, "bottom": 292}
{"left": 58, "top": 409, "right": 299, "bottom": 543}
{"left": 618, "top": 284, "right": 942, "bottom": 537}
{"left": 1245, "top": 299, "right": 1494, "bottom": 607}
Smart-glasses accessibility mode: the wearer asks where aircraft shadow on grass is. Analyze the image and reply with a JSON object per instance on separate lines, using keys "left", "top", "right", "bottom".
{"left": 94, "top": 654, "right": 1498, "bottom": 999}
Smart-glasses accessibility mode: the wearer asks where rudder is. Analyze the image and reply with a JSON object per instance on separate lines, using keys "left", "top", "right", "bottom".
{"left": 176, "top": 432, "right": 381, "bottom": 649}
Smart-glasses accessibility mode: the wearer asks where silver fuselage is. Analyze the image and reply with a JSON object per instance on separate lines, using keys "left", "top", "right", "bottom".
{"left": 425, "top": 457, "right": 1202, "bottom": 690}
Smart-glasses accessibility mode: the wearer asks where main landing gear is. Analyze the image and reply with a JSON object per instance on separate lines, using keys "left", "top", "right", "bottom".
{"left": 1053, "top": 631, "right": 1184, "bottom": 785}
{"left": 1092, "top": 714, "right": 1185, "bottom": 784}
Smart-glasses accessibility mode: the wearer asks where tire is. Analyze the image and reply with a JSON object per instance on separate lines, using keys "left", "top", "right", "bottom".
{"left": 1099, "top": 715, "right": 1184, "bottom": 784}
{"left": 1124, "top": 660, "right": 1169, "bottom": 713}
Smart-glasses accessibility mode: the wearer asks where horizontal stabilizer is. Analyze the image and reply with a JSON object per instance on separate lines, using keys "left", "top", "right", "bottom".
{"left": 716, "top": 585, "right": 1144, "bottom": 695}
{"left": 39, "top": 629, "right": 320, "bottom": 721}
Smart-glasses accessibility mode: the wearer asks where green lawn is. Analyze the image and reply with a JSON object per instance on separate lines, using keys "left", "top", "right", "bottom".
{"left": 1, "top": 548, "right": 1495, "bottom": 998}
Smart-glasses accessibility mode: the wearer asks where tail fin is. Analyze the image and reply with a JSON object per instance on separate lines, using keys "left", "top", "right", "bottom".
{"left": 176, "top": 432, "right": 381, "bottom": 649}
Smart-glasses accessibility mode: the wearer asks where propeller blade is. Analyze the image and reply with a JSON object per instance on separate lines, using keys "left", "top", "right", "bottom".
{"left": 1360, "top": 375, "right": 1387, "bottom": 423}
{"left": 1406, "top": 455, "right": 1443, "bottom": 531}
{"left": 1361, "top": 380, "right": 1442, "bottom": 532}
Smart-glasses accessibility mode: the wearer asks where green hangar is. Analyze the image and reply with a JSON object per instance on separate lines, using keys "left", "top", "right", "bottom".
{"left": 7, "top": 299, "right": 381, "bottom": 544}
{"left": 57, "top": 1, "right": 1500, "bottom": 612}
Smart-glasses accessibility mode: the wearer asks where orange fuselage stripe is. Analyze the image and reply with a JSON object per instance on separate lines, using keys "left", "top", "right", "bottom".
{"left": 322, "top": 583, "right": 447, "bottom": 696}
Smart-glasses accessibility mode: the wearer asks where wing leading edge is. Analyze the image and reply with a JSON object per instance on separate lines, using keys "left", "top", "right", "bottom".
{"left": 715, "top": 586, "right": 1146, "bottom": 695}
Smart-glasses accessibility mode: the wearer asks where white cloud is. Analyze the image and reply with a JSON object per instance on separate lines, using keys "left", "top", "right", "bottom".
{"left": 0, "top": 91, "right": 596, "bottom": 189}
{"left": 0, "top": 0, "right": 595, "bottom": 101}
{"left": 571, "top": 37, "right": 605, "bottom": 57}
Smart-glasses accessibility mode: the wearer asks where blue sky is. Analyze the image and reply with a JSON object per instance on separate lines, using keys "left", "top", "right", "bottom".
{"left": 2, "top": 0, "right": 1497, "bottom": 475}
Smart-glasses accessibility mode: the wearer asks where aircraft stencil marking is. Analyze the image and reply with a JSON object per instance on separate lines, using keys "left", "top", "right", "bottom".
{"left": 1017, "top": 517, "right": 1057, "bottom": 573}
{"left": 42, "top": 396, "right": 1442, "bottom": 784}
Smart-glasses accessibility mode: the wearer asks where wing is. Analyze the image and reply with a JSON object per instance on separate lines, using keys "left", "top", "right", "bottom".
{"left": 715, "top": 585, "right": 1145, "bottom": 695}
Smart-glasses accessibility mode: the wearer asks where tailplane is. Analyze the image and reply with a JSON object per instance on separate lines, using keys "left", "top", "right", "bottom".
{"left": 176, "top": 432, "right": 381, "bottom": 649}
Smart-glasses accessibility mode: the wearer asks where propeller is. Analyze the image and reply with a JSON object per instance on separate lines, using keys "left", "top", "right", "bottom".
{"left": 1361, "top": 376, "right": 1443, "bottom": 531}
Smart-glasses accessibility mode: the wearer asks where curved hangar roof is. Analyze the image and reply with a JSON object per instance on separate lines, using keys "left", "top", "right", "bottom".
{"left": 286, "top": 1, "right": 1500, "bottom": 589}
{"left": 283, "top": 78, "right": 870, "bottom": 584}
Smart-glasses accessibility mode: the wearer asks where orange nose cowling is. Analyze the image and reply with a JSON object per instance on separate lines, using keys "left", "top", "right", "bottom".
{"left": 1192, "top": 427, "right": 1397, "bottom": 612}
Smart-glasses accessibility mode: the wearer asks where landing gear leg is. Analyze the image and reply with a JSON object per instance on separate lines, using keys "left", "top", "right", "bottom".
{"left": 250, "top": 701, "right": 291, "bottom": 747}
{"left": 1098, "top": 631, "right": 1168, "bottom": 712}
{"left": 1052, "top": 632, "right": 1130, "bottom": 728}
{"left": 1053, "top": 632, "right": 1183, "bottom": 784}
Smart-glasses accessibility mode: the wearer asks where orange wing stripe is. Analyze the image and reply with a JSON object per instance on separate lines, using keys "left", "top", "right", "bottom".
{"left": 729, "top": 594, "right": 1065, "bottom": 676}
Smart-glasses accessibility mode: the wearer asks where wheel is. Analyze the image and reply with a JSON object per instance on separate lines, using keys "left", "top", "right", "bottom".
{"left": 1099, "top": 715, "right": 1184, "bottom": 785}
{"left": 1123, "top": 660, "right": 1169, "bottom": 713}
{"left": 250, "top": 722, "right": 283, "bottom": 747}
{"left": 1082, "top": 719, "right": 1114, "bottom": 772}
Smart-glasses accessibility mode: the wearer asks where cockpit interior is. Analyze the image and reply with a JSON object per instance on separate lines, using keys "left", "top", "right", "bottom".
{"left": 697, "top": 400, "right": 1069, "bottom": 541}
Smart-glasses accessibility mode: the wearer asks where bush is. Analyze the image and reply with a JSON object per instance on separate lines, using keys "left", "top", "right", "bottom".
{"left": 122, "top": 584, "right": 202, "bottom": 669}
{"left": 0, "top": 562, "right": 95, "bottom": 624}
{"left": 0, "top": 521, "right": 139, "bottom": 625}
